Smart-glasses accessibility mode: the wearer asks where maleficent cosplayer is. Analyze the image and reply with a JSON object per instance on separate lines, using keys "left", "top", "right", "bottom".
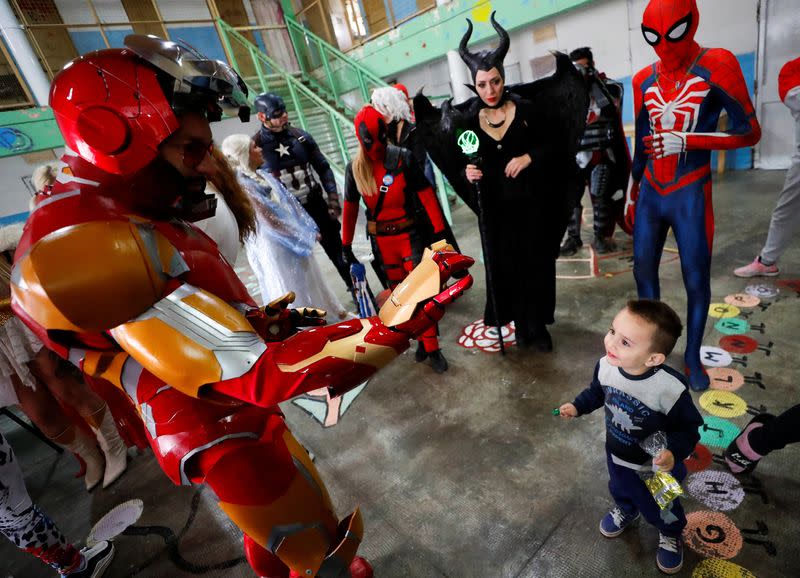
{"left": 414, "top": 12, "right": 587, "bottom": 351}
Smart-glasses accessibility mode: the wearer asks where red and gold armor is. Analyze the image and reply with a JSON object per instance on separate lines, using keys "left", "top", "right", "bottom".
{"left": 12, "top": 36, "right": 473, "bottom": 578}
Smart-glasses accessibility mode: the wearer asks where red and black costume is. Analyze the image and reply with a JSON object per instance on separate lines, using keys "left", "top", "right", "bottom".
{"left": 561, "top": 47, "right": 631, "bottom": 255}
{"left": 626, "top": 0, "right": 761, "bottom": 390}
{"left": 11, "top": 36, "right": 473, "bottom": 578}
{"left": 341, "top": 105, "right": 450, "bottom": 372}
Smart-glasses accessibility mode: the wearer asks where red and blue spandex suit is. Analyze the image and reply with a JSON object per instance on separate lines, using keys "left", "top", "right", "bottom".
{"left": 627, "top": 0, "right": 761, "bottom": 390}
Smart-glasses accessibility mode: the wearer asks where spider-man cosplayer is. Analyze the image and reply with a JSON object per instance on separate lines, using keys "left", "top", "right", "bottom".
{"left": 341, "top": 105, "right": 451, "bottom": 374}
{"left": 11, "top": 36, "right": 473, "bottom": 578}
{"left": 625, "top": 0, "right": 761, "bottom": 391}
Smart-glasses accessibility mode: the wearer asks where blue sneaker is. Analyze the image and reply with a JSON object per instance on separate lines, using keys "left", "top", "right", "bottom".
{"left": 656, "top": 533, "right": 683, "bottom": 574}
{"left": 599, "top": 506, "right": 640, "bottom": 537}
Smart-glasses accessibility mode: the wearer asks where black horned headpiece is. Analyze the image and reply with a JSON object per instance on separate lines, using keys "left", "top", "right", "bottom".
{"left": 458, "top": 11, "right": 510, "bottom": 85}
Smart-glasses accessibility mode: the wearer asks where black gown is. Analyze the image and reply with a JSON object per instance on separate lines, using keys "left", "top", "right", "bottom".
{"left": 413, "top": 52, "right": 588, "bottom": 337}
{"left": 463, "top": 96, "right": 574, "bottom": 332}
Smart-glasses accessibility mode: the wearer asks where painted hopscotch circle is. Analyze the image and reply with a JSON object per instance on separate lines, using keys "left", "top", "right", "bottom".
{"left": 699, "top": 416, "right": 741, "bottom": 449}
{"left": 699, "top": 390, "right": 748, "bottom": 419}
{"left": 687, "top": 471, "right": 745, "bottom": 511}
{"left": 776, "top": 278, "right": 800, "bottom": 294}
{"left": 458, "top": 319, "right": 516, "bottom": 353}
{"left": 700, "top": 346, "right": 733, "bottom": 368}
{"left": 724, "top": 293, "right": 760, "bottom": 308}
{"left": 692, "top": 558, "right": 756, "bottom": 578}
{"left": 714, "top": 317, "right": 750, "bottom": 336}
{"left": 719, "top": 335, "right": 758, "bottom": 354}
{"left": 745, "top": 283, "right": 779, "bottom": 299}
{"left": 683, "top": 511, "right": 743, "bottom": 559}
{"left": 707, "top": 368, "right": 744, "bottom": 392}
{"left": 685, "top": 443, "right": 713, "bottom": 473}
{"left": 708, "top": 303, "right": 740, "bottom": 318}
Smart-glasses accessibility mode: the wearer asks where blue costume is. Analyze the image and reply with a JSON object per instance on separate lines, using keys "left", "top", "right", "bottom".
{"left": 627, "top": 0, "right": 761, "bottom": 390}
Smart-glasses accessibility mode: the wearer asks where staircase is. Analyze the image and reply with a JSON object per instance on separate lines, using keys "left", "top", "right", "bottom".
{"left": 248, "top": 70, "right": 360, "bottom": 172}
{"left": 217, "top": 19, "right": 453, "bottom": 221}
{"left": 218, "top": 20, "right": 362, "bottom": 180}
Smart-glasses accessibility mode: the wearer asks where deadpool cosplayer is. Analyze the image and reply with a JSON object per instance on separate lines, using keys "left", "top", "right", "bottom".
{"left": 341, "top": 105, "right": 451, "bottom": 373}
{"left": 11, "top": 35, "right": 473, "bottom": 577}
{"left": 254, "top": 93, "right": 353, "bottom": 293}
{"left": 626, "top": 0, "right": 761, "bottom": 391}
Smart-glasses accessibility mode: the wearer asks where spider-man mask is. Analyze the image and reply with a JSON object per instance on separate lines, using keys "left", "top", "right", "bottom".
{"left": 641, "top": 0, "right": 700, "bottom": 72}
{"left": 355, "top": 106, "right": 387, "bottom": 162}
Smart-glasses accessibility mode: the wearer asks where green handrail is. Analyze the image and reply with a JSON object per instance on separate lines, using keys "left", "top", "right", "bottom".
{"left": 284, "top": 17, "right": 385, "bottom": 90}
{"left": 218, "top": 20, "right": 354, "bottom": 176}
{"left": 284, "top": 18, "right": 454, "bottom": 221}
{"left": 217, "top": 18, "right": 454, "bottom": 222}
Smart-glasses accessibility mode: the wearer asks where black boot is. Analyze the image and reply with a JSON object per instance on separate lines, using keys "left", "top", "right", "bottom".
{"left": 560, "top": 236, "right": 583, "bottom": 256}
{"left": 592, "top": 235, "right": 617, "bottom": 254}
{"left": 514, "top": 319, "right": 532, "bottom": 348}
{"left": 532, "top": 325, "right": 553, "bottom": 352}
{"left": 560, "top": 206, "right": 584, "bottom": 256}
{"left": 428, "top": 349, "right": 449, "bottom": 373}
{"left": 414, "top": 341, "right": 428, "bottom": 362}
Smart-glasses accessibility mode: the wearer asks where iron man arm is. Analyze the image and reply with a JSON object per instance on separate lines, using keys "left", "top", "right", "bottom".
{"left": 13, "top": 221, "right": 472, "bottom": 405}
{"left": 213, "top": 242, "right": 473, "bottom": 404}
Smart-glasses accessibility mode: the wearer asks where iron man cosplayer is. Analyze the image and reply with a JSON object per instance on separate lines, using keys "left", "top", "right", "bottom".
{"left": 341, "top": 105, "right": 450, "bottom": 374}
{"left": 625, "top": 0, "right": 761, "bottom": 391}
{"left": 11, "top": 35, "right": 473, "bottom": 578}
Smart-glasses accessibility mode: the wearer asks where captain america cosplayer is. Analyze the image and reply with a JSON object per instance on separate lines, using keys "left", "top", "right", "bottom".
{"left": 254, "top": 93, "right": 353, "bottom": 293}
{"left": 11, "top": 35, "right": 474, "bottom": 578}
{"left": 625, "top": 0, "right": 761, "bottom": 391}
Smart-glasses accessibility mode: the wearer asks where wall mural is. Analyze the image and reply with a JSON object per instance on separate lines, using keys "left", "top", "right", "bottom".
{"left": 0, "top": 108, "right": 64, "bottom": 160}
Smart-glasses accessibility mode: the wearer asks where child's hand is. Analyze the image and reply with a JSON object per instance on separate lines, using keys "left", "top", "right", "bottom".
{"left": 653, "top": 450, "right": 675, "bottom": 471}
{"left": 558, "top": 403, "right": 578, "bottom": 419}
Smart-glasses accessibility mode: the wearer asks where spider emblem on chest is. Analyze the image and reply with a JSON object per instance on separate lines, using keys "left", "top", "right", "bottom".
{"left": 644, "top": 75, "right": 710, "bottom": 133}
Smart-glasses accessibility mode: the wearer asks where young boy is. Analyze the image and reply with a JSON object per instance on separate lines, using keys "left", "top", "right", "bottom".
{"left": 559, "top": 299, "right": 703, "bottom": 575}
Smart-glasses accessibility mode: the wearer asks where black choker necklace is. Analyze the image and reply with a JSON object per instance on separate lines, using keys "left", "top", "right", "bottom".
{"left": 482, "top": 107, "right": 506, "bottom": 129}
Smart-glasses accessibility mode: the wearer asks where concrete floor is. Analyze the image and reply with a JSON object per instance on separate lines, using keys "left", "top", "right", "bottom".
{"left": 2, "top": 168, "right": 799, "bottom": 577}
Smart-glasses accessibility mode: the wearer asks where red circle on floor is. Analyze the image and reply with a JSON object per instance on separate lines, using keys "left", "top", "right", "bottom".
{"left": 777, "top": 279, "right": 800, "bottom": 293}
{"left": 719, "top": 335, "right": 758, "bottom": 354}
{"left": 685, "top": 443, "right": 713, "bottom": 473}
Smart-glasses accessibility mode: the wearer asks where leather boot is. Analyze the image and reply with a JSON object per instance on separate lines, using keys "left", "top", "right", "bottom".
{"left": 560, "top": 207, "right": 584, "bottom": 256}
{"left": 414, "top": 340, "right": 428, "bottom": 362}
{"left": 427, "top": 350, "right": 449, "bottom": 374}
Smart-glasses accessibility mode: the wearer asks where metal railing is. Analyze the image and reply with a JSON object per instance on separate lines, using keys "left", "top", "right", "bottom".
{"left": 218, "top": 20, "right": 355, "bottom": 175}
{"left": 218, "top": 18, "right": 454, "bottom": 222}
{"left": 284, "top": 16, "right": 385, "bottom": 105}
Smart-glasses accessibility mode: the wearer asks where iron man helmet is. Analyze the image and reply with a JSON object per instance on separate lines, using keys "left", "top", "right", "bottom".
{"left": 49, "top": 34, "right": 250, "bottom": 175}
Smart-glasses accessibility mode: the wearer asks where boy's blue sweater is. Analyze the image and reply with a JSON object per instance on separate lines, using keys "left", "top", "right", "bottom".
{"left": 573, "top": 357, "right": 703, "bottom": 466}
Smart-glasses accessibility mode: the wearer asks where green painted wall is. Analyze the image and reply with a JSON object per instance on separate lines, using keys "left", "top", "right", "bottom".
{"left": 0, "top": 108, "right": 63, "bottom": 159}
{"left": 327, "top": 0, "right": 595, "bottom": 79}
